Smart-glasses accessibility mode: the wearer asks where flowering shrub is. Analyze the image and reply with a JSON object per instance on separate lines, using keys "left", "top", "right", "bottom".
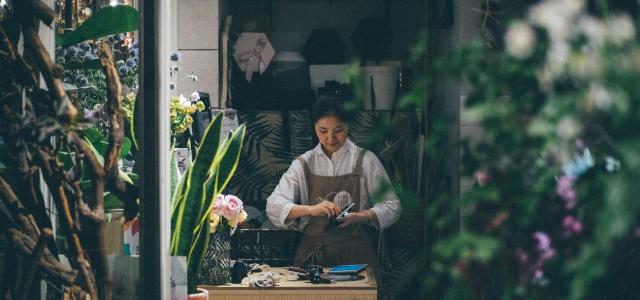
{"left": 407, "top": 0, "right": 640, "bottom": 299}
{"left": 57, "top": 33, "right": 139, "bottom": 112}
{"left": 209, "top": 194, "right": 248, "bottom": 235}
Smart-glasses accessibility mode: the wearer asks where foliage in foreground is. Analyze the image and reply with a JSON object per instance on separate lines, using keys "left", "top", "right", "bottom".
{"left": 400, "top": 0, "right": 640, "bottom": 299}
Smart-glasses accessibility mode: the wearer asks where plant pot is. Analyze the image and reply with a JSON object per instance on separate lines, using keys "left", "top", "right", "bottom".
{"left": 198, "top": 232, "right": 232, "bottom": 285}
{"left": 361, "top": 65, "right": 399, "bottom": 110}
{"left": 187, "top": 288, "right": 209, "bottom": 300}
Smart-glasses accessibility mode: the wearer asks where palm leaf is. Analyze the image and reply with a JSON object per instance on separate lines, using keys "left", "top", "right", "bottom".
{"left": 237, "top": 111, "right": 273, "bottom": 160}
{"left": 228, "top": 148, "right": 272, "bottom": 206}
{"left": 264, "top": 111, "right": 314, "bottom": 165}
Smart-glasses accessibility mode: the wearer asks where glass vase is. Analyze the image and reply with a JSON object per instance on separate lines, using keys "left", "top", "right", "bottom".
{"left": 198, "top": 231, "right": 232, "bottom": 285}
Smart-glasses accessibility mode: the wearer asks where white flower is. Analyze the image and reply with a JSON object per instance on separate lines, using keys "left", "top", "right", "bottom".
{"left": 607, "top": 15, "right": 636, "bottom": 45}
{"left": 178, "top": 94, "right": 190, "bottom": 107}
{"left": 568, "top": 50, "right": 602, "bottom": 79}
{"left": 577, "top": 16, "right": 607, "bottom": 46}
{"left": 556, "top": 116, "right": 581, "bottom": 140}
{"left": 542, "top": 42, "right": 570, "bottom": 80}
{"left": 189, "top": 91, "right": 200, "bottom": 101}
{"left": 587, "top": 82, "right": 612, "bottom": 109}
{"left": 505, "top": 22, "right": 537, "bottom": 59}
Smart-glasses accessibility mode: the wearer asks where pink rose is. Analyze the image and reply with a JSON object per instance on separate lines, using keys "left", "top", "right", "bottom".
{"left": 221, "top": 195, "right": 243, "bottom": 220}
{"left": 212, "top": 194, "right": 226, "bottom": 215}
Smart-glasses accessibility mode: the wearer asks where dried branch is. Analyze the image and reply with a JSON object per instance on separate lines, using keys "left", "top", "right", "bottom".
{"left": 35, "top": 148, "right": 98, "bottom": 300}
{"left": 0, "top": 175, "right": 40, "bottom": 239}
{"left": 21, "top": 22, "right": 77, "bottom": 121}
{"left": 99, "top": 41, "right": 125, "bottom": 193}
{"left": 18, "top": 228, "right": 52, "bottom": 300}
{"left": 0, "top": 27, "right": 37, "bottom": 87}
{"left": 0, "top": 179, "right": 77, "bottom": 285}
{"left": 22, "top": 0, "right": 56, "bottom": 27}
{"left": 7, "top": 228, "right": 77, "bottom": 284}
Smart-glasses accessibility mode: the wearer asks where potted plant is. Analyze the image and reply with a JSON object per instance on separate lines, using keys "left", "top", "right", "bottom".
{"left": 169, "top": 112, "right": 246, "bottom": 296}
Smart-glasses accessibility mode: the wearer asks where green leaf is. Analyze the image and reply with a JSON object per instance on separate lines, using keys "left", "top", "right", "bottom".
{"left": 187, "top": 221, "right": 211, "bottom": 294}
{"left": 59, "top": 5, "right": 139, "bottom": 47}
{"left": 57, "top": 151, "right": 73, "bottom": 169}
{"left": 131, "top": 91, "right": 141, "bottom": 150}
{"left": 81, "top": 137, "right": 131, "bottom": 184}
{"left": 104, "top": 192, "right": 124, "bottom": 210}
{"left": 120, "top": 137, "right": 132, "bottom": 158}
{"left": 83, "top": 128, "right": 105, "bottom": 144}
{"left": 119, "top": 170, "right": 134, "bottom": 185}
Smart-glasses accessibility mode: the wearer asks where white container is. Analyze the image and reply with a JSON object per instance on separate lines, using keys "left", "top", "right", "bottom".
{"left": 309, "top": 64, "right": 349, "bottom": 88}
{"left": 361, "top": 65, "right": 399, "bottom": 110}
{"left": 272, "top": 51, "right": 307, "bottom": 71}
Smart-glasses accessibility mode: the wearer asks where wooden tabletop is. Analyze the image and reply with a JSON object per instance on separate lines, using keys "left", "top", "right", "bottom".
{"left": 201, "top": 267, "right": 377, "bottom": 290}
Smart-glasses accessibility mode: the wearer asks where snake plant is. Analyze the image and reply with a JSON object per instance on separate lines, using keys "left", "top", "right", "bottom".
{"left": 170, "top": 112, "right": 246, "bottom": 293}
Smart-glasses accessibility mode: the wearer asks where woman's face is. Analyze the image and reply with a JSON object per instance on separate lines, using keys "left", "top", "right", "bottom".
{"left": 315, "top": 115, "right": 348, "bottom": 157}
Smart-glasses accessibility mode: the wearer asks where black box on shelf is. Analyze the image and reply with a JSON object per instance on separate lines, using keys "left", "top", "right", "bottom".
{"left": 230, "top": 229, "right": 301, "bottom": 267}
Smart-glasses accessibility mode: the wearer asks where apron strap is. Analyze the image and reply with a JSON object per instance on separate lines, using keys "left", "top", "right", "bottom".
{"left": 296, "top": 156, "right": 312, "bottom": 181}
{"left": 354, "top": 148, "right": 367, "bottom": 173}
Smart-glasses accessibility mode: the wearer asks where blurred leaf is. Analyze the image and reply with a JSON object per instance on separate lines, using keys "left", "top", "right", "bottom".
{"left": 59, "top": 5, "right": 139, "bottom": 47}
{"left": 104, "top": 192, "right": 124, "bottom": 210}
{"left": 83, "top": 128, "right": 105, "bottom": 144}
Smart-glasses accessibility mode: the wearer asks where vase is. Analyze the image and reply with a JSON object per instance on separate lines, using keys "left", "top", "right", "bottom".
{"left": 198, "top": 231, "right": 232, "bottom": 285}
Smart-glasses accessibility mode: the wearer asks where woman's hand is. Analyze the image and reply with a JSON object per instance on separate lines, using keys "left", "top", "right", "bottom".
{"left": 307, "top": 200, "right": 341, "bottom": 218}
{"left": 338, "top": 210, "right": 375, "bottom": 228}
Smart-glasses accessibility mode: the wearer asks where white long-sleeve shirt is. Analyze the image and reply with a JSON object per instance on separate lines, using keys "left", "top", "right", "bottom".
{"left": 266, "top": 139, "right": 401, "bottom": 231}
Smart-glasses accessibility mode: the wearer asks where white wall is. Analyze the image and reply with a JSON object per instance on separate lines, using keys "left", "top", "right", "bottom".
{"left": 176, "top": 0, "right": 221, "bottom": 102}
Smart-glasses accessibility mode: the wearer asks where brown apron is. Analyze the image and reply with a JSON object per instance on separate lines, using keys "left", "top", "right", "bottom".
{"left": 293, "top": 149, "right": 378, "bottom": 270}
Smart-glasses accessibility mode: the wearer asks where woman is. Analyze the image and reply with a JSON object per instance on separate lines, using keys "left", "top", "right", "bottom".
{"left": 266, "top": 97, "right": 401, "bottom": 268}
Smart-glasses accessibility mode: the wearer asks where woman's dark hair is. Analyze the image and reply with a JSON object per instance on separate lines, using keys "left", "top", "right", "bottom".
{"left": 311, "top": 95, "right": 352, "bottom": 124}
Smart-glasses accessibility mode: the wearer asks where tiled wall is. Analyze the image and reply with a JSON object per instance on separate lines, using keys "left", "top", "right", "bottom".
{"left": 175, "top": 0, "right": 222, "bottom": 103}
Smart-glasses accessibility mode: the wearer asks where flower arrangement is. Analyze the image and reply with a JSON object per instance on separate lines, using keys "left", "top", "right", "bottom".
{"left": 209, "top": 194, "right": 248, "bottom": 235}
{"left": 170, "top": 92, "right": 206, "bottom": 138}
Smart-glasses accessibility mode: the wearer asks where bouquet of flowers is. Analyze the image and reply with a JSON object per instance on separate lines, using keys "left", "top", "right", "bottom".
{"left": 170, "top": 91, "right": 206, "bottom": 138}
{"left": 209, "top": 194, "right": 248, "bottom": 235}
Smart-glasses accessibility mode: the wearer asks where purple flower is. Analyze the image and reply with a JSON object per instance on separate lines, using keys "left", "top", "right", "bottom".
{"left": 562, "top": 215, "right": 583, "bottom": 237}
{"left": 556, "top": 175, "right": 576, "bottom": 209}
{"left": 533, "top": 232, "right": 551, "bottom": 252}
{"left": 534, "top": 269, "right": 544, "bottom": 280}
